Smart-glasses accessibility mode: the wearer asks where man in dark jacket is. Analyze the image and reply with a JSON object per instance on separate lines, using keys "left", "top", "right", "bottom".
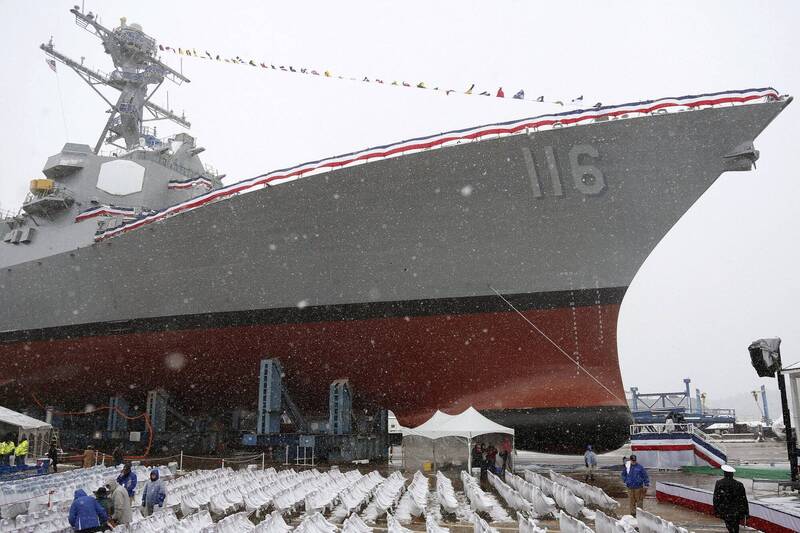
{"left": 68, "top": 489, "right": 108, "bottom": 532}
{"left": 478, "top": 443, "right": 489, "bottom": 481}
{"left": 112, "top": 445, "right": 124, "bottom": 466}
{"left": 486, "top": 445, "right": 498, "bottom": 474}
{"left": 94, "top": 486, "right": 111, "bottom": 528}
{"left": 471, "top": 443, "right": 483, "bottom": 470}
{"left": 713, "top": 465, "right": 749, "bottom": 532}
{"left": 620, "top": 454, "right": 649, "bottom": 516}
{"left": 47, "top": 443, "right": 59, "bottom": 473}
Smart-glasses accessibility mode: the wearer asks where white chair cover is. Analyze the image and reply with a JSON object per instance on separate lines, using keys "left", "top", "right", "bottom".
{"left": 558, "top": 510, "right": 594, "bottom": 533}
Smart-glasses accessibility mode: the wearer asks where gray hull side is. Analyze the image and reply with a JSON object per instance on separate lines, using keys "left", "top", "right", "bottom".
{"left": 0, "top": 100, "right": 787, "bottom": 333}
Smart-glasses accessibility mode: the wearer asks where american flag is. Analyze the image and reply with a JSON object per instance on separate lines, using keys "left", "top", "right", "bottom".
{"left": 46, "top": 58, "right": 57, "bottom": 73}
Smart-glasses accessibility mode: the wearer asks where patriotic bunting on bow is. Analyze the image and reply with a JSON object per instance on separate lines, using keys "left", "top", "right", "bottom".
{"left": 91, "top": 87, "right": 780, "bottom": 243}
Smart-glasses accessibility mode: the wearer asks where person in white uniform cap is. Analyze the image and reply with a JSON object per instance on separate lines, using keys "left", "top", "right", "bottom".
{"left": 713, "top": 464, "right": 749, "bottom": 533}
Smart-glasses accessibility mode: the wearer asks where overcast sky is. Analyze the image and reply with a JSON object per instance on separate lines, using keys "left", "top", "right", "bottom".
{"left": 1, "top": 0, "right": 798, "bottom": 416}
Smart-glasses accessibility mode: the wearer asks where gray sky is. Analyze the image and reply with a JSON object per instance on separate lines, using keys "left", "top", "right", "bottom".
{"left": 1, "top": 0, "right": 798, "bottom": 412}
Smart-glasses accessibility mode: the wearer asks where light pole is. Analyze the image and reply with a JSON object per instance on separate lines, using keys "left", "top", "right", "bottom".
{"left": 749, "top": 338, "right": 798, "bottom": 485}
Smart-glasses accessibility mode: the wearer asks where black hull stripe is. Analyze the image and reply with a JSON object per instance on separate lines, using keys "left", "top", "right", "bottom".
{"left": 0, "top": 286, "right": 627, "bottom": 343}
{"left": 486, "top": 405, "right": 633, "bottom": 453}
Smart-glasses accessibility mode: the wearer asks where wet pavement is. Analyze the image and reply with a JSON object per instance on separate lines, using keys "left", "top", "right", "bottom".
{"left": 510, "top": 440, "right": 794, "bottom": 531}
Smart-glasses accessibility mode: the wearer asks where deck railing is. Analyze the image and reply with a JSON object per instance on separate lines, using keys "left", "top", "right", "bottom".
{"left": 630, "top": 423, "right": 727, "bottom": 454}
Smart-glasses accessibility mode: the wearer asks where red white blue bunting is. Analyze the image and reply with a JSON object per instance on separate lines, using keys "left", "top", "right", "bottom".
{"left": 94, "top": 87, "right": 780, "bottom": 242}
{"left": 168, "top": 177, "right": 214, "bottom": 190}
{"left": 76, "top": 204, "right": 137, "bottom": 223}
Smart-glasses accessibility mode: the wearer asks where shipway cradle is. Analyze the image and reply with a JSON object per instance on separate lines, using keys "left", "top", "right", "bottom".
{"left": 0, "top": 11, "right": 791, "bottom": 453}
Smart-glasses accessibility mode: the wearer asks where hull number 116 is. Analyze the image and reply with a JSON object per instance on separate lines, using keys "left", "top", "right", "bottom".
{"left": 521, "top": 144, "right": 606, "bottom": 198}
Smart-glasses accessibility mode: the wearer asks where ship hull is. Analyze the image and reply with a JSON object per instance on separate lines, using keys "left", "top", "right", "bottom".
{"left": 0, "top": 95, "right": 790, "bottom": 452}
{"left": 1, "top": 288, "right": 628, "bottom": 452}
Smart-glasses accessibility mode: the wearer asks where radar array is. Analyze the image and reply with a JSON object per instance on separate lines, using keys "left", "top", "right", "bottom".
{"left": 41, "top": 7, "right": 192, "bottom": 154}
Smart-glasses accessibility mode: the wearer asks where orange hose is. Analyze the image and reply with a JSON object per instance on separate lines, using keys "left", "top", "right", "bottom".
{"left": 32, "top": 393, "right": 154, "bottom": 458}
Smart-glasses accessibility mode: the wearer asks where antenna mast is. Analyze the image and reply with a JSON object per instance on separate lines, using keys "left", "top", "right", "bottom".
{"left": 42, "top": 7, "right": 191, "bottom": 154}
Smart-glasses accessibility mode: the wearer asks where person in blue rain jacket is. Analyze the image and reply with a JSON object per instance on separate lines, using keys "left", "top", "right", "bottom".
{"left": 68, "top": 489, "right": 108, "bottom": 532}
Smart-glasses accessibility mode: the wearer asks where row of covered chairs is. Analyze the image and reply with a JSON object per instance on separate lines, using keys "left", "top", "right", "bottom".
{"left": 435, "top": 472, "right": 458, "bottom": 515}
{"left": 393, "top": 472, "right": 428, "bottom": 523}
{"left": 361, "top": 472, "right": 406, "bottom": 523}
{"left": 330, "top": 471, "right": 383, "bottom": 520}
{"left": 459, "top": 472, "right": 510, "bottom": 523}
{"left": 550, "top": 470, "right": 619, "bottom": 511}
{"left": 504, "top": 471, "right": 556, "bottom": 517}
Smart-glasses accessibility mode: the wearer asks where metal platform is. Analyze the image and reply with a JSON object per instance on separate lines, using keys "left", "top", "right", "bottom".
{"left": 629, "top": 378, "right": 736, "bottom": 427}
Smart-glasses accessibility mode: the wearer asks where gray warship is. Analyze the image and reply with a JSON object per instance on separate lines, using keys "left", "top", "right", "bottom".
{"left": 0, "top": 7, "right": 791, "bottom": 452}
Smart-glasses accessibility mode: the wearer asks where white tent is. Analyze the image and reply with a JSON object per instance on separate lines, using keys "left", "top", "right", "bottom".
{"left": 0, "top": 406, "right": 52, "bottom": 459}
{"left": 405, "top": 410, "right": 455, "bottom": 434}
{"left": 401, "top": 406, "right": 514, "bottom": 471}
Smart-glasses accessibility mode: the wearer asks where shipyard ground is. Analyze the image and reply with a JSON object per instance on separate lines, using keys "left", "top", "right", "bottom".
{"left": 4, "top": 442, "right": 791, "bottom": 531}
{"left": 283, "top": 440, "right": 793, "bottom": 531}
{"left": 384, "top": 441, "right": 791, "bottom": 532}
{"left": 509, "top": 441, "right": 791, "bottom": 532}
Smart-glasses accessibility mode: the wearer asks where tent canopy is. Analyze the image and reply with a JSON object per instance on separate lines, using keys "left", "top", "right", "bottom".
{"left": 0, "top": 406, "right": 51, "bottom": 430}
{"left": 410, "top": 410, "right": 455, "bottom": 433}
{"left": 401, "top": 406, "right": 514, "bottom": 439}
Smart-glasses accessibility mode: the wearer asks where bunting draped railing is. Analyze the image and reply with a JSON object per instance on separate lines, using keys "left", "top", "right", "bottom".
{"left": 167, "top": 176, "right": 214, "bottom": 190}
{"left": 75, "top": 204, "right": 137, "bottom": 223}
{"left": 92, "top": 87, "right": 780, "bottom": 242}
{"left": 157, "top": 43, "right": 590, "bottom": 107}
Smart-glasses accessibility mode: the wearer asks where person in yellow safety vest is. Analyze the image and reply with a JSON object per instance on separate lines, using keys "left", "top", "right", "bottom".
{"left": 15, "top": 438, "right": 29, "bottom": 466}
{"left": 2, "top": 436, "right": 16, "bottom": 466}
{"left": 0, "top": 440, "right": 11, "bottom": 465}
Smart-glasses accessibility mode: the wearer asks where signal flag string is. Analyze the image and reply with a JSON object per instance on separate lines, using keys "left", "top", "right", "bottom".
{"left": 488, "top": 285, "right": 626, "bottom": 404}
{"left": 156, "top": 44, "right": 597, "bottom": 108}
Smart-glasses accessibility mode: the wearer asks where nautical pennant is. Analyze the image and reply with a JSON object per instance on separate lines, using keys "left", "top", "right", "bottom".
{"left": 155, "top": 41, "right": 600, "bottom": 107}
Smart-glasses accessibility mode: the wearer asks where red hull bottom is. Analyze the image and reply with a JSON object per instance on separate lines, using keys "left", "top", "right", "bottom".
{"left": 1, "top": 294, "right": 631, "bottom": 452}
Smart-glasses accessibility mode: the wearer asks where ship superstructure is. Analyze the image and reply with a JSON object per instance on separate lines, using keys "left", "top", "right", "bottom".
{"left": 2, "top": 9, "right": 222, "bottom": 267}
{"left": 0, "top": 8, "right": 791, "bottom": 452}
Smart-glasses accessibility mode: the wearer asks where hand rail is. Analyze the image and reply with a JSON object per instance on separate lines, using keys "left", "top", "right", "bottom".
{"left": 630, "top": 423, "right": 727, "bottom": 454}
{"left": 630, "top": 423, "right": 692, "bottom": 434}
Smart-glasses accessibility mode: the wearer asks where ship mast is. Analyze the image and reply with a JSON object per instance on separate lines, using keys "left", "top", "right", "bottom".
{"left": 41, "top": 7, "right": 191, "bottom": 154}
